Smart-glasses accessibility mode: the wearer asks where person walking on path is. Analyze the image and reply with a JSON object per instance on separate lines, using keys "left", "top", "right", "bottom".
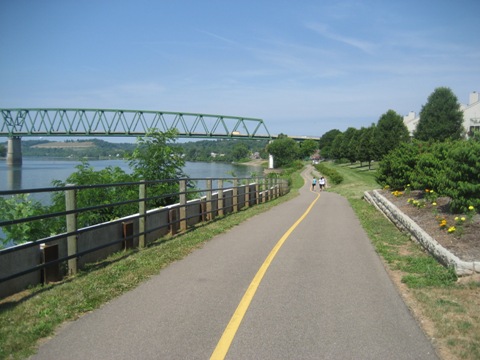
{"left": 311, "top": 177, "right": 317, "bottom": 191}
{"left": 319, "top": 176, "right": 326, "bottom": 191}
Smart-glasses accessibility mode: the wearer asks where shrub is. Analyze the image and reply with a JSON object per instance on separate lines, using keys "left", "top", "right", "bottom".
{"left": 441, "top": 140, "right": 480, "bottom": 212}
{"left": 376, "top": 141, "right": 421, "bottom": 189}
{"left": 314, "top": 163, "right": 344, "bottom": 184}
{"left": 410, "top": 142, "right": 450, "bottom": 191}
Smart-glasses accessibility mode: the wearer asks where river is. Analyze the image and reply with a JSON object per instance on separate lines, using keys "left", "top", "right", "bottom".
{"left": 0, "top": 157, "right": 263, "bottom": 193}
{"left": 0, "top": 158, "right": 264, "bottom": 246}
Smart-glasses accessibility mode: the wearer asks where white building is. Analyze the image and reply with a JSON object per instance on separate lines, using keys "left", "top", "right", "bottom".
{"left": 403, "top": 91, "right": 480, "bottom": 137}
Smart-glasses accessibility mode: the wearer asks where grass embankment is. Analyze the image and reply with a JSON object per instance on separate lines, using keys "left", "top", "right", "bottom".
{"left": 318, "top": 162, "right": 479, "bottom": 360}
{"left": 0, "top": 171, "right": 304, "bottom": 359}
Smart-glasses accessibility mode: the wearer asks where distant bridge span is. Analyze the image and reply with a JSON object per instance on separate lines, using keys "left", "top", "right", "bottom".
{"left": 0, "top": 108, "right": 273, "bottom": 140}
{"left": 0, "top": 108, "right": 319, "bottom": 165}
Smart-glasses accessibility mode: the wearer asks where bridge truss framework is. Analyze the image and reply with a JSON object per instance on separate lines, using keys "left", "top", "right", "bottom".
{"left": 0, "top": 108, "right": 272, "bottom": 140}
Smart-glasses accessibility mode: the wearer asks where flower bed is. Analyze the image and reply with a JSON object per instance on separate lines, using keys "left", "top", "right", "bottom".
{"left": 365, "top": 189, "right": 480, "bottom": 275}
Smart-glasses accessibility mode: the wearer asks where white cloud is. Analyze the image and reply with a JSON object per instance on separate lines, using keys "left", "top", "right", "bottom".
{"left": 306, "top": 23, "right": 376, "bottom": 55}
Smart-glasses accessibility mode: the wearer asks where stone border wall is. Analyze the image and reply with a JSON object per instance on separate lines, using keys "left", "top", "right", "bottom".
{"left": 364, "top": 189, "right": 480, "bottom": 276}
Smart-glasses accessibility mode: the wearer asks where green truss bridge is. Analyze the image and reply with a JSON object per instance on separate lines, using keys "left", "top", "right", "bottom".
{"left": 1, "top": 108, "right": 318, "bottom": 166}
{"left": 0, "top": 108, "right": 271, "bottom": 140}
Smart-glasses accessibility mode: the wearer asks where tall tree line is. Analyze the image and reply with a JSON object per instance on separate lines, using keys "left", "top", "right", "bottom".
{"left": 319, "top": 87, "right": 466, "bottom": 168}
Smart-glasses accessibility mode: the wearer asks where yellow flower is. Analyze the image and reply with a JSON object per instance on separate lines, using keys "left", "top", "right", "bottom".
{"left": 461, "top": 217, "right": 466, "bottom": 222}
{"left": 447, "top": 226, "right": 456, "bottom": 233}
{"left": 439, "top": 219, "right": 447, "bottom": 227}
{"left": 454, "top": 216, "right": 459, "bottom": 221}
{"left": 425, "top": 189, "right": 430, "bottom": 193}
{"left": 468, "top": 205, "right": 474, "bottom": 211}
{"left": 432, "top": 202, "right": 437, "bottom": 206}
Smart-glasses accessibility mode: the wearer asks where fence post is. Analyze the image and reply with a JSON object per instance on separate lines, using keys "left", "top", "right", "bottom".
{"left": 255, "top": 177, "right": 260, "bottom": 205}
{"left": 65, "top": 185, "right": 77, "bottom": 276}
{"left": 245, "top": 179, "right": 250, "bottom": 208}
{"left": 139, "top": 181, "right": 146, "bottom": 248}
{"left": 262, "top": 177, "right": 267, "bottom": 203}
{"left": 233, "top": 179, "right": 238, "bottom": 213}
{"left": 218, "top": 179, "right": 224, "bottom": 217}
{"left": 180, "top": 180, "right": 187, "bottom": 232}
{"left": 206, "top": 179, "right": 213, "bottom": 221}
{"left": 274, "top": 176, "right": 279, "bottom": 198}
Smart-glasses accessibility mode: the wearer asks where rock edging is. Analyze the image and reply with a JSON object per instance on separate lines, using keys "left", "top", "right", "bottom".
{"left": 364, "top": 189, "right": 480, "bottom": 276}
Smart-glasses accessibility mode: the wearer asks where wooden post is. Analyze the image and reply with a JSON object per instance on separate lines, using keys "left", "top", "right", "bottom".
{"left": 233, "top": 179, "right": 238, "bottom": 213}
{"left": 65, "top": 185, "right": 77, "bottom": 276}
{"left": 275, "top": 176, "right": 280, "bottom": 199}
{"left": 255, "top": 178, "right": 260, "bottom": 205}
{"left": 139, "top": 181, "right": 146, "bottom": 248}
{"left": 180, "top": 180, "right": 187, "bottom": 231}
{"left": 262, "top": 178, "right": 267, "bottom": 203}
{"left": 206, "top": 179, "right": 213, "bottom": 220}
{"left": 218, "top": 179, "right": 224, "bottom": 217}
{"left": 245, "top": 181, "right": 250, "bottom": 208}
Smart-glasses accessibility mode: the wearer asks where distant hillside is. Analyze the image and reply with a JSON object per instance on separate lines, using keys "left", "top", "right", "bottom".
{"left": 20, "top": 139, "right": 136, "bottom": 159}
{"left": 2, "top": 138, "right": 269, "bottom": 162}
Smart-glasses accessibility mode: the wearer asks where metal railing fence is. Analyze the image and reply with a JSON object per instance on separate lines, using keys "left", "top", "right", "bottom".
{"left": 0, "top": 175, "right": 289, "bottom": 298}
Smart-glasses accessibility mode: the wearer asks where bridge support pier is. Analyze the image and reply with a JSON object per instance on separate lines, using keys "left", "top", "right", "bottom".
{"left": 6, "top": 137, "right": 22, "bottom": 166}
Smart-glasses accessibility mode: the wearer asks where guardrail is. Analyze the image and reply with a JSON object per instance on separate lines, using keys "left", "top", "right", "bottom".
{"left": 0, "top": 176, "right": 289, "bottom": 298}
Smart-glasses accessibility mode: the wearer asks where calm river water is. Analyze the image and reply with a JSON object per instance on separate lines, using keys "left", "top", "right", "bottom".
{"left": 0, "top": 158, "right": 263, "bottom": 193}
{"left": 0, "top": 158, "right": 263, "bottom": 246}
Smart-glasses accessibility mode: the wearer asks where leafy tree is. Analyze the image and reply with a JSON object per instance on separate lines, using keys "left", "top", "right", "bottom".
{"left": 330, "top": 132, "right": 344, "bottom": 160}
{"left": 231, "top": 143, "right": 250, "bottom": 161}
{"left": 50, "top": 160, "right": 137, "bottom": 228}
{"left": 357, "top": 125, "right": 376, "bottom": 169}
{"left": 409, "top": 142, "right": 449, "bottom": 192}
{"left": 341, "top": 127, "right": 359, "bottom": 163}
{"left": 414, "top": 87, "right": 464, "bottom": 141}
{"left": 441, "top": 139, "right": 480, "bottom": 212}
{"left": 266, "top": 137, "right": 300, "bottom": 168}
{"left": 299, "top": 139, "right": 319, "bottom": 159}
{"left": 375, "top": 110, "right": 410, "bottom": 160}
{"left": 376, "top": 141, "right": 423, "bottom": 189}
{"left": 128, "top": 129, "right": 185, "bottom": 180}
{"left": 318, "top": 129, "right": 341, "bottom": 159}
{"left": 0, "top": 194, "right": 54, "bottom": 248}
{"left": 127, "top": 129, "right": 187, "bottom": 207}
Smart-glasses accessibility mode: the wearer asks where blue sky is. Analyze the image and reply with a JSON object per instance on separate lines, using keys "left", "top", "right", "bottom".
{"left": 1, "top": 0, "right": 479, "bottom": 139}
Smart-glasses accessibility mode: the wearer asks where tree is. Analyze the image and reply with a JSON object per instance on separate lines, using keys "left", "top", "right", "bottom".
{"left": 357, "top": 124, "right": 377, "bottom": 169}
{"left": 375, "top": 109, "right": 410, "bottom": 160}
{"left": 330, "top": 132, "right": 344, "bottom": 160}
{"left": 341, "top": 127, "right": 359, "bottom": 163}
{"left": 266, "top": 137, "right": 299, "bottom": 167}
{"left": 318, "top": 129, "right": 341, "bottom": 159}
{"left": 50, "top": 161, "right": 137, "bottom": 227}
{"left": 299, "top": 139, "right": 319, "bottom": 159}
{"left": 414, "top": 87, "right": 464, "bottom": 141}
{"left": 231, "top": 143, "right": 250, "bottom": 161}
{"left": 0, "top": 194, "right": 54, "bottom": 247}
{"left": 127, "top": 129, "right": 187, "bottom": 206}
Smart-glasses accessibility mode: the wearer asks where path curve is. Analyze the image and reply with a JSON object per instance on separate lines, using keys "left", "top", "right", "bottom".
{"left": 31, "top": 166, "right": 438, "bottom": 359}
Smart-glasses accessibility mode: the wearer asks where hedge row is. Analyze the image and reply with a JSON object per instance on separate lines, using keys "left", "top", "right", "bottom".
{"left": 314, "top": 163, "right": 344, "bottom": 185}
{"left": 377, "top": 139, "right": 480, "bottom": 213}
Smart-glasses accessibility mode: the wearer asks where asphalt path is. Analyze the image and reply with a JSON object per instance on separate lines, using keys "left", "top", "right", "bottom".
{"left": 31, "top": 167, "right": 438, "bottom": 359}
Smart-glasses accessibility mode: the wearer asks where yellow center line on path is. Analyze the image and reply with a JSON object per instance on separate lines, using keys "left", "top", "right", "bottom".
{"left": 210, "top": 191, "right": 321, "bottom": 360}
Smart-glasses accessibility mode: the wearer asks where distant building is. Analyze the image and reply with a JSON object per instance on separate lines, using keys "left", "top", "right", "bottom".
{"left": 403, "top": 91, "right": 480, "bottom": 137}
